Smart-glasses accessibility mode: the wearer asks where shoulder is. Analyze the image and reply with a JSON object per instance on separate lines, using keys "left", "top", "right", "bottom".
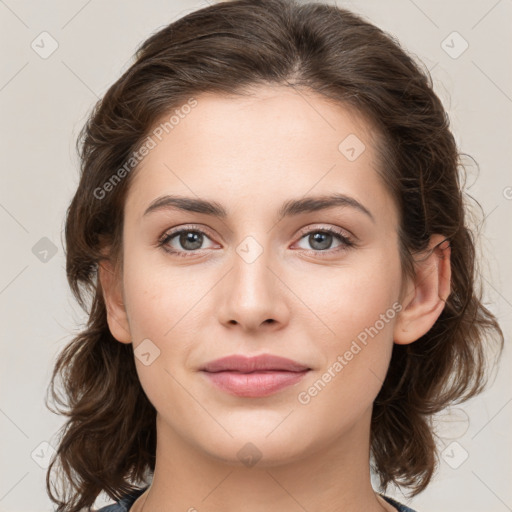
{"left": 93, "top": 486, "right": 149, "bottom": 512}
{"left": 380, "top": 493, "right": 419, "bottom": 512}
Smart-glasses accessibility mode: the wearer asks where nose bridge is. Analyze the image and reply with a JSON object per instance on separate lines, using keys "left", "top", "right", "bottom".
{"left": 232, "top": 233, "right": 275, "bottom": 303}
{"left": 219, "top": 232, "right": 288, "bottom": 330}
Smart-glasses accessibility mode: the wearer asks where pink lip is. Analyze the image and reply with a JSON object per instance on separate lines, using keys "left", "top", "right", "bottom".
{"left": 202, "top": 369, "right": 310, "bottom": 397}
{"left": 201, "top": 354, "right": 310, "bottom": 373}
{"left": 200, "top": 354, "right": 311, "bottom": 397}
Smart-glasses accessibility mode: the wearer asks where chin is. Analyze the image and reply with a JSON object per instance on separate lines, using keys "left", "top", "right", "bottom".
{"left": 195, "top": 431, "right": 315, "bottom": 469}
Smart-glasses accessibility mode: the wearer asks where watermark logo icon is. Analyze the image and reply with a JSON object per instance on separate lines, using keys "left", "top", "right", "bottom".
{"left": 134, "top": 338, "right": 161, "bottom": 366}
{"left": 32, "top": 237, "right": 58, "bottom": 263}
{"left": 441, "top": 441, "right": 469, "bottom": 469}
{"left": 31, "top": 441, "right": 57, "bottom": 469}
{"left": 31, "top": 31, "right": 59, "bottom": 59}
{"left": 338, "top": 134, "right": 366, "bottom": 162}
{"left": 236, "top": 236, "right": 264, "bottom": 264}
{"left": 237, "top": 442, "right": 262, "bottom": 468}
{"left": 441, "top": 31, "right": 469, "bottom": 59}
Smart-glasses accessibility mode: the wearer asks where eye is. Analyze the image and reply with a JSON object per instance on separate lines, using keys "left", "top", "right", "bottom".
{"left": 294, "top": 226, "right": 355, "bottom": 255}
{"left": 157, "top": 225, "right": 355, "bottom": 259}
{"left": 157, "top": 226, "right": 217, "bottom": 257}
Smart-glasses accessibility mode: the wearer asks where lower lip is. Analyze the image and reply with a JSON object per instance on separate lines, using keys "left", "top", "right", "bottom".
{"left": 202, "top": 370, "right": 310, "bottom": 397}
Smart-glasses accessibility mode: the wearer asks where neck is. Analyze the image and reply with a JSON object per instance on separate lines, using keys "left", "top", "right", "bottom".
{"left": 133, "top": 408, "right": 395, "bottom": 512}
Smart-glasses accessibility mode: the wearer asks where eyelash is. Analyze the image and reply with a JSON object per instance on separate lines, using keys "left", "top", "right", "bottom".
{"left": 157, "top": 225, "right": 355, "bottom": 259}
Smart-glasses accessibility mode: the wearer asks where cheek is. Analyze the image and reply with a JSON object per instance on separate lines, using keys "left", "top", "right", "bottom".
{"left": 120, "top": 253, "right": 209, "bottom": 383}
{"left": 122, "top": 253, "right": 197, "bottom": 340}
{"left": 120, "top": 258, "right": 199, "bottom": 412}
{"left": 300, "top": 249, "right": 402, "bottom": 341}
{"left": 295, "top": 275, "right": 398, "bottom": 430}
{"left": 296, "top": 248, "right": 401, "bottom": 397}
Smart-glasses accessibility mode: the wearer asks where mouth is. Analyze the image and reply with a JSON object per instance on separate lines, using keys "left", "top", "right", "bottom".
{"left": 200, "top": 354, "right": 311, "bottom": 397}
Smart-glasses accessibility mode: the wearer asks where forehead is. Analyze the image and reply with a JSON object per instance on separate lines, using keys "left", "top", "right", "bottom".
{"left": 124, "top": 85, "right": 395, "bottom": 224}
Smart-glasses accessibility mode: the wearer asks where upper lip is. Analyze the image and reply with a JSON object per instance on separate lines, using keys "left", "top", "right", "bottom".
{"left": 201, "top": 354, "right": 310, "bottom": 373}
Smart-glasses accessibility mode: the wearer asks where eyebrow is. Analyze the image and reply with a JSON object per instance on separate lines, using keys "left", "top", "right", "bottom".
{"left": 142, "top": 193, "right": 375, "bottom": 223}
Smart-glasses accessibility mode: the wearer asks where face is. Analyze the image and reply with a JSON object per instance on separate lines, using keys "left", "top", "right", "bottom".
{"left": 110, "top": 85, "right": 405, "bottom": 465}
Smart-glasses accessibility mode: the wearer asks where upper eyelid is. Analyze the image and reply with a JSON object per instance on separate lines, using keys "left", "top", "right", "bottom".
{"left": 296, "top": 224, "right": 353, "bottom": 239}
{"left": 161, "top": 224, "right": 217, "bottom": 242}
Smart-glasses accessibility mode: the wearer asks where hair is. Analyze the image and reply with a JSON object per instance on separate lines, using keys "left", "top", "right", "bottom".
{"left": 45, "top": 0, "right": 504, "bottom": 510}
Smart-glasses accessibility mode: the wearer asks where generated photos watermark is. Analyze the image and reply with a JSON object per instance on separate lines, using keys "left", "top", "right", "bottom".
{"left": 93, "top": 97, "right": 198, "bottom": 200}
{"left": 297, "top": 301, "right": 402, "bottom": 405}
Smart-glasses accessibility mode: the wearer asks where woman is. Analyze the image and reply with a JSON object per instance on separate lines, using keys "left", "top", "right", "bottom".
{"left": 45, "top": 0, "right": 504, "bottom": 511}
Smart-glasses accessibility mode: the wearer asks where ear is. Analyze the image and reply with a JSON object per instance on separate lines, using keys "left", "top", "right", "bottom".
{"left": 393, "top": 234, "right": 451, "bottom": 345}
{"left": 98, "top": 257, "right": 132, "bottom": 344}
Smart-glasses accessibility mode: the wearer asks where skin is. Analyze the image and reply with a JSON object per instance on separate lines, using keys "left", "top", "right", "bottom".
{"left": 99, "top": 85, "right": 451, "bottom": 512}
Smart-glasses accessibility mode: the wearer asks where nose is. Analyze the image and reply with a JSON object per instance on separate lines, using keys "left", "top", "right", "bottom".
{"left": 217, "top": 238, "right": 290, "bottom": 333}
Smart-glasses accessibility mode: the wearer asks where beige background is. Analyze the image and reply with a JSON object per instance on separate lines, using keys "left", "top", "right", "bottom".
{"left": 0, "top": 0, "right": 511, "bottom": 511}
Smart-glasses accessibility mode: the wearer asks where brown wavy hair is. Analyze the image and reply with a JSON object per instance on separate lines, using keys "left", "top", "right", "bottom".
{"left": 45, "top": 0, "right": 505, "bottom": 510}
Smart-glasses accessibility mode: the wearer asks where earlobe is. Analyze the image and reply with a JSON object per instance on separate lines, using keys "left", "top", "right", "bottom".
{"left": 98, "top": 259, "right": 132, "bottom": 344}
{"left": 393, "top": 234, "right": 451, "bottom": 345}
